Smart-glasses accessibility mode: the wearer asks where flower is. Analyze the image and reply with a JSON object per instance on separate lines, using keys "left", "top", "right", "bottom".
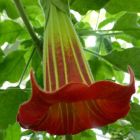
{"left": 17, "top": 4, "right": 135, "bottom": 135}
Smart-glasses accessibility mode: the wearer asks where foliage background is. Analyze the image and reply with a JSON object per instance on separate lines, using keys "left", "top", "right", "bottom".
{"left": 0, "top": 0, "right": 140, "bottom": 139}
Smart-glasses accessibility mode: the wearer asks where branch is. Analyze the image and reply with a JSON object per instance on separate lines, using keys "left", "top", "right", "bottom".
{"left": 18, "top": 47, "right": 36, "bottom": 87}
{"left": 78, "top": 29, "right": 124, "bottom": 37}
{"left": 83, "top": 48, "right": 108, "bottom": 62}
{"left": 14, "top": 0, "right": 42, "bottom": 56}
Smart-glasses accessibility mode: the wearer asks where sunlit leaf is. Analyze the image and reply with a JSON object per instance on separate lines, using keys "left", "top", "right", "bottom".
{"left": 113, "top": 13, "right": 140, "bottom": 39}
{"left": 103, "top": 48, "right": 140, "bottom": 79}
{"left": 71, "top": 0, "right": 109, "bottom": 14}
{"left": 73, "top": 130, "right": 96, "bottom": 140}
{"left": 0, "top": 51, "right": 26, "bottom": 86}
{"left": 0, "top": 21, "right": 26, "bottom": 45}
{"left": 105, "top": 0, "right": 140, "bottom": 14}
{"left": 0, "top": 0, "right": 18, "bottom": 19}
{"left": 4, "top": 123, "right": 21, "bottom": 140}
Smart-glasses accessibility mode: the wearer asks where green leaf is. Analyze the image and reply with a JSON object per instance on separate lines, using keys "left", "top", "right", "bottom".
{"left": 0, "top": 88, "right": 29, "bottom": 129}
{"left": 71, "top": 0, "right": 109, "bottom": 14}
{"left": 75, "top": 22, "right": 92, "bottom": 31}
{"left": 55, "top": 136, "right": 63, "bottom": 140}
{"left": 0, "top": 132, "right": 4, "bottom": 140}
{"left": 81, "top": 130, "right": 96, "bottom": 140}
{"left": 137, "top": 86, "right": 140, "bottom": 93}
{"left": 88, "top": 56, "right": 114, "bottom": 81}
{"left": 0, "top": 49, "right": 4, "bottom": 63}
{"left": 98, "top": 11, "right": 126, "bottom": 29}
{"left": 113, "top": 13, "right": 140, "bottom": 39}
{"left": 105, "top": 0, "right": 140, "bottom": 14}
{"left": 113, "top": 69, "right": 124, "bottom": 83}
{"left": 131, "top": 129, "right": 140, "bottom": 140}
{"left": 102, "top": 48, "right": 140, "bottom": 79}
{"left": 133, "top": 97, "right": 139, "bottom": 104}
{"left": 73, "top": 130, "right": 96, "bottom": 140}
{"left": 0, "top": 50, "right": 26, "bottom": 86}
{"left": 103, "top": 121, "right": 132, "bottom": 139}
{"left": 0, "top": 0, "right": 19, "bottom": 19}
{"left": 98, "top": 17, "right": 115, "bottom": 29}
{"left": 0, "top": 20, "right": 25, "bottom": 45}
{"left": 39, "top": 0, "right": 51, "bottom": 22}
{"left": 4, "top": 123, "right": 21, "bottom": 140}
{"left": 103, "top": 37, "right": 112, "bottom": 53}
{"left": 31, "top": 49, "right": 43, "bottom": 88}
{"left": 126, "top": 103, "right": 140, "bottom": 130}
{"left": 23, "top": 2, "right": 45, "bottom": 28}
{"left": 22, "top": 0, "right": 39, "bottom": 5}
{"left": 51, "top": 0, "right": 69, "bottom": 13}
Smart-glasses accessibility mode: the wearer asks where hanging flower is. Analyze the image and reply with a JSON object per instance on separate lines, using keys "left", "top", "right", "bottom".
{"left": 17, "top": 4, "right": 135, "bottom": 135}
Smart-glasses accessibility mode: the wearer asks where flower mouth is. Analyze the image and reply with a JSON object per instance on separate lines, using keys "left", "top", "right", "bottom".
{"left": 17, "top": 67, "right": 135, "bottom": 135}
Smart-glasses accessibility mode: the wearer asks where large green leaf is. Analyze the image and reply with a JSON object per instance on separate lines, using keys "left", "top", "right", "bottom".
{"left": 0, "top": 0, "right": 19, "bottom": 19}
{"left": 105, "top": 0, "right": 140, "bottom": 14}
{"left": 103, "top": 48, "right": 140, "bottom": 79}
{"left": 126, "top": 103, "right": 140, "bottom": 130}
{"left": 0, "top": 20, "right": 25, "bottom": 45}
{"left": 0, "top": 50, "right": 26, "bottom": 86}
{"left": 71, "top": 0, "right": 109, "bottom": 14}
{"left": 113, "top": 13, "right": 140, "bottom": 39}
{"left": 4, "top": 123, "right": 21, "bottom": 140}
{"left": 0, "top": 88, "right": 29, "bottom": 129}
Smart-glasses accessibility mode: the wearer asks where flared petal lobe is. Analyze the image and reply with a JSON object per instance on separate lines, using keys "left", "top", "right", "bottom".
{"left": 17, "top": 67, "right": 135, "bottom": 135}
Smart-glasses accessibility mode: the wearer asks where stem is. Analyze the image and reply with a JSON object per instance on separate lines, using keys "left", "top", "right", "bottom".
{"left": 18, "top": 47, "right": 36, "bottom": 86}
{"left": 78, "top": 29, "right": 124, "bottom": 36}
{"left": 13, "top": 0, "right": 42, "bottom": 56}
{"left": 83, "top": 48, "right": 106, "bottom": 60}
{"left": 65, "top": 135, "right": 72, "bottom": 140}
{"left": 83, "top": 48, "right": 119, "bottom": 70}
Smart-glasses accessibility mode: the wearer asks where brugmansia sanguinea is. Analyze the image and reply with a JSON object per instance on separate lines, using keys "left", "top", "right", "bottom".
{"left": 17, "top": 4, "right": 135, "bottom": 135}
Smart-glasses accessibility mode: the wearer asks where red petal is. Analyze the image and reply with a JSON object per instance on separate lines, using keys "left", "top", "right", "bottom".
{"left": 17, "top": 67, "right": 135, "bottom": 135}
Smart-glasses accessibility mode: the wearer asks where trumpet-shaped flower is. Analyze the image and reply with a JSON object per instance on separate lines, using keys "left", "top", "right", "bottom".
{"left": 17, "top": 4, "right": 135, "bottom": 135}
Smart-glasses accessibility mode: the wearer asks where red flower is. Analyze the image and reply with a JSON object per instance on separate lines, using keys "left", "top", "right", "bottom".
{"left": 17, "top": 4, "right": 135, "bottom": 135}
